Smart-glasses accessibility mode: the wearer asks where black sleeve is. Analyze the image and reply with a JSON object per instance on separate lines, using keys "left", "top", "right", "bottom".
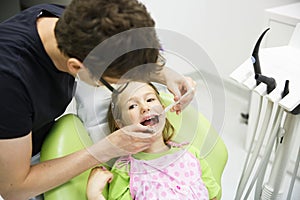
{"left": 0, "top": 72, "right": 33, "bottom": 138}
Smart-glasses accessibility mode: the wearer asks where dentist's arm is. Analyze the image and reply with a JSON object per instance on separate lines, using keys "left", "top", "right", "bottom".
{"left": 0, "top": 132, "right": 97, "bottom": 200}
{"left": 0, "top": 124, "right": 155, "bottom": 200}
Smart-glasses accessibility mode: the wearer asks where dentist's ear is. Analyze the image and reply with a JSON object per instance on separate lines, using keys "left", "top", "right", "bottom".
{"left": 67, "top": 58, "right": 84, "bottom": 77}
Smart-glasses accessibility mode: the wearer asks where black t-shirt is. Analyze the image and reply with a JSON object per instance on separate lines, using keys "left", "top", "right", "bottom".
{"left": 0, "top": 4, "right": 75, "bottom": 155}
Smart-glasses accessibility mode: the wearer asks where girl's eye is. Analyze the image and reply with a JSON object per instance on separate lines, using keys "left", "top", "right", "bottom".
{"left": 147, "top": 98, "right": 156, "bottom": 102}
{"left": 129, "top": 104, "right": 137, "bottom": 110}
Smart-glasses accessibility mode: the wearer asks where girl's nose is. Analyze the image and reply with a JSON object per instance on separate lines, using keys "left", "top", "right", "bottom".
{"left": 141, "top": 104, "right": 150, "bottom": 113}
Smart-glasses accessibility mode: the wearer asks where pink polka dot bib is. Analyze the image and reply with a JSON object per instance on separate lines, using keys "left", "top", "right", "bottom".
{"left": 128, "top": 149, "right": 209, "bottom": 200}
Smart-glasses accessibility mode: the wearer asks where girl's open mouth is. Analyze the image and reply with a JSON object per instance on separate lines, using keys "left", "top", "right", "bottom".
{"left": 140, "top": 115, "right": 159, "bottom": 126}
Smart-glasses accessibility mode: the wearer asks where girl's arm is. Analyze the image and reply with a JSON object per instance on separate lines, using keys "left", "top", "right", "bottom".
{"left": 199, "top": 158, "right": 220, "bottom": 200}
{"left": 188, "top": 146, "right": 220, "bottom": 200}
{"left": 87, "top": 166, "right": 113, "bottom": 200}
{"left": 108, "top": 159, "right": 133, "bottom": 200}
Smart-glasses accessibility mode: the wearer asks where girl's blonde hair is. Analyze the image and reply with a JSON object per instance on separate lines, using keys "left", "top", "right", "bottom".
{"left": 107, "top": 82, "right": 175, "bottom": 143}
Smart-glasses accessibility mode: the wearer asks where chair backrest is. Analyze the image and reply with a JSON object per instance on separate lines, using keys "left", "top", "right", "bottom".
{"left": 40, "top": 93, "right": 228, "bottom": 200}
{"left": 160, "top": 93, "right": 228, "bottom": 199}
{"left": 40, "top": 114, "right": 95, "bottom": 200}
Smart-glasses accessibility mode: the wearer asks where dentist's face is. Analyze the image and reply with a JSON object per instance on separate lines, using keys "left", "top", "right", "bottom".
{"left": 77, "top": 66, "right": 101, "bottom": 87}
{"left": 116, "top": 82, "right": 164, "bottom": 129}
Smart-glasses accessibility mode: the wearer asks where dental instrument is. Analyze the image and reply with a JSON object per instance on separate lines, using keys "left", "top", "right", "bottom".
{"left": 235, "top": 29, "right": 272, "bottom": 200}
{"left": 235, "top": 74, "right": 277, "bottom": 200}
{"left": 242, "top": 28, "right": 271, "bottom": 150}
{"left": 287, "top": 146, "right": 300, "bottom": 200}
{"left": 254, "top": 80, "right": 290, "bottom": 199}
{"left": 261, "top": 110, "right": 300, "bottom": 199}
{"left": 251, "top": 28, "right": 270, "bottom": 84}
{"left": 242, "top": 80, "right": 289, "bottom": 199}
{"left": 163, "top": 89, "right": 194, "bottom": 113}
{"left": 244, "top": 106, "right": 285, "bottom": 199}
{"left": 255, "top": 74, "right": 276, "bottom": 94}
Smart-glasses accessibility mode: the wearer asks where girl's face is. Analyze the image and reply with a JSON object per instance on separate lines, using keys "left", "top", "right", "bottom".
{"left": 115, "top": 82, "right": 164, "bottom": 130}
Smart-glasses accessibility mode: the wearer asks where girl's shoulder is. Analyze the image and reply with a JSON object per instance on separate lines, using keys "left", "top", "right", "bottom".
{"left": 167, "top": 141, "right": 202, "bottom": 159}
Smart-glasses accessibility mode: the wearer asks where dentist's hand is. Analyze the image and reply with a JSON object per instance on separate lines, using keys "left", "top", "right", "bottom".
{"left": 149, "top": 67, "right": 196, "bottom": 114}
{"left": 165, "top": 73, "right": 196, "bottom": 114}
{"left": 87, "top": 124, "right": 157, "bottom": 163}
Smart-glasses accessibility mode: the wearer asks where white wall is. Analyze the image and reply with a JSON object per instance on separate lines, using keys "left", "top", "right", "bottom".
{"left": 2, "top": 0, "right": 299, "bottom": 79}
{"left": 140, "top": 0, "right": 300, "bottom": 80}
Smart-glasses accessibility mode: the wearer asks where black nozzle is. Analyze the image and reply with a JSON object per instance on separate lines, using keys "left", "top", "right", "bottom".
{"left": 255, "top": 74, "right": 276, "bottom": 94}
{"left": 291, "top": 104, "right": 300, "bottom": 115}
{"left": 252, "top": 28, "right": 270, "bottom": 85}
{"left": 283, "top": 80, "right": 300, "bottom": 115}
{"left": 281, "top": 80, "right": 289, "bottom": 98}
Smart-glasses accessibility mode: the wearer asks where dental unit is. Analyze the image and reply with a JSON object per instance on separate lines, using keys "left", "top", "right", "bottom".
{"left": 231, "top": 23, "right": 300, "bottom": 199}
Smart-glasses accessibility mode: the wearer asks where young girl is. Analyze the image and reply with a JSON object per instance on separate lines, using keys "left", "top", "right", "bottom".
{"left": 87, "top": 81, "right": 219, "bottom": 200}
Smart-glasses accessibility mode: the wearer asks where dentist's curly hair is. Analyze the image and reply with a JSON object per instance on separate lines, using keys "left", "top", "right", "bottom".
{"left": 55, "top": 0, "right": 163, "bottom": 79}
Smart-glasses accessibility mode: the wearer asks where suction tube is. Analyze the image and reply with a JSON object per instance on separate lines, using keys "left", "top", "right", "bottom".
{"left": 253, "top": 80, "right": 289, "bottom": 199}
{"left": 251, "top": 28, "right": 270, "bottom": 85}
{"left": 255, "top": 74, "right": 276, "bottom": 94}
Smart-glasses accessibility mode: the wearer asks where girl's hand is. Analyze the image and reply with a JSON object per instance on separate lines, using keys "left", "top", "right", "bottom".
{"left": 86, "top": 166, "right": 113, "bottom": 200}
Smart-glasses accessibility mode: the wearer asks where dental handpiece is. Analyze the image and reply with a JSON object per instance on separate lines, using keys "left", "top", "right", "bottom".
{"left": 251, "top": 28, "right": 270, "bottom": 85}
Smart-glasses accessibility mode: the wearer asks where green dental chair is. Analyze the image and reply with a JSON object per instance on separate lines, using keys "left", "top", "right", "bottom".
{"left": 40, "top": 93, "right": 228, "bottom": 200}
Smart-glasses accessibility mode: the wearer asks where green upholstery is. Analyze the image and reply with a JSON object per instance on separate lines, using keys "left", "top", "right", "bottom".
{"left": 40, "top": 114, "right": 96, "bottom": 200}
{"left": 40, "top": 93, "right": 228, "bottom": 200}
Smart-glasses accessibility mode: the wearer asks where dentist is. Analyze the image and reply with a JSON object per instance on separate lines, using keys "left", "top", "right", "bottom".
{"left": 0, "top": 0, "right": 194, "bottom": 199}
